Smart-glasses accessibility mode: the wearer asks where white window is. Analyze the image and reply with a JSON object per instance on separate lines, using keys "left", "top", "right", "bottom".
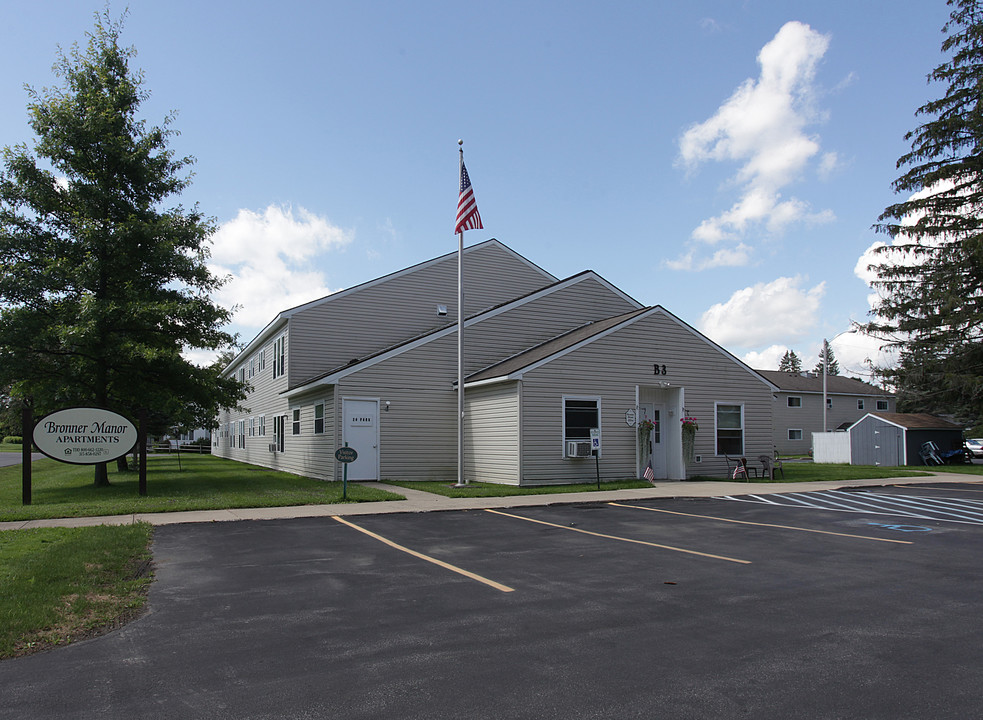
{"left": 787, "top": 396, "right": 802, "bottom": 408}
{"left": 238, "top": 420, "right": 245, "bottom": 449}
{"left": 248, "top": 358, "right": 255, "bottom": 378}
{"left": 258, "top": 415, "right": 266, "bottom": 436}
{"left": 314, "top": 403, "right": 325, "bottom": 434}
{"left": 562, "top": 396, "right": 600, "bottom": 455}
{"left": 788, "top": 429, "right": 803, "bottom": 441}
{"left": 259, "top": 349, "right": 266, "bottom": 372}
{"left": 273, "top": 415, "right": 285, "bottom": 452}
{"left": 715, "top": 403, "right": 744, "bottom": 455}
{"left": 857, "top": 399, "right": 865, "bottom": 410}
{"left": 248, "top": 417, "right": 255, "bottom": 437}
{"left": 292, "top": 408, "right": 301, "bottom": 435}
{"left": 272, "top": 335, "right": 286, "bottom": 379}
{"left": 877, "top": 400, "right": 889, "bottom": 411}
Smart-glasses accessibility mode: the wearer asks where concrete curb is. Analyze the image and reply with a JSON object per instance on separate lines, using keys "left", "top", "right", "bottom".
{"left": 2, "top": 472, "right": 980, "bottom": 531}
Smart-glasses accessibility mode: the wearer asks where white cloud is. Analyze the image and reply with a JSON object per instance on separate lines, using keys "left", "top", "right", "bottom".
{"left": 699, "top": 275, "right": 826, "bottom": 348}
{"left": 853, "top": 181, "right": 958, "bottom": 315}
{"left": 665, "top": 243, "right": 752, "bottom": 271}
{"left": 208, "top": 205, "right": 353, "bottom": 330}
{"left": 675, "top": 21, "right": 834, "bottom": 268}
{"left": 741, "top": 344, "right": 792, "bottom": 370}
{"left": 818, "top": 152, "right": 839, "bottom": 179}
{"left": 827, "top": 332, "right": 899, "bottom": 378}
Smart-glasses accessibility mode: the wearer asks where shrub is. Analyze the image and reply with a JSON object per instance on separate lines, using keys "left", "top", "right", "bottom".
{"left": 3, "top": 436, "right": 23, "bottom": 445}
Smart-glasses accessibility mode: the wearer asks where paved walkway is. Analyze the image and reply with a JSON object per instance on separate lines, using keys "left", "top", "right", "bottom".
{"left": 2, "top": 472, "right": 980, "bottom": 531}
{"left": 0, "top": 452, "right": 45, "bottom": 468}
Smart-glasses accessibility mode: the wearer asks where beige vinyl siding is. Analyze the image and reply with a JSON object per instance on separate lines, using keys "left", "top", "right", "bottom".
{"left": 772, "top": 391, "right": 896, "bottom": 455}
{"left": 287, "top": 242, "right": 554, "bottom": 385}
{"left": 281, "top": 387, "right": 336, "bottom": 480}
{"left": 337, "top": 333, "right": 459, "bottom": 481}
{"left": 462, "top": 276, "right": 637, "bottom": 373}
{"left": 519, "top": 312, "right": 772, "bottom": 483}
{"left": 465, "top": 382, "right": 520, "bottom": 484}
{"left": 215, "top": 330, "right": 336, "bottom": 479}
{"left": 333, "top": 278, "right": 639, "bottom": 481}
{"left": 214, "top": 332, "right": 288, "bottom": 464}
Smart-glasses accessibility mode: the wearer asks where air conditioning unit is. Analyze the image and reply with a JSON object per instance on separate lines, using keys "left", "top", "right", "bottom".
{"left": 566, "top": 441, "right": 593, "bottom": 458}
{"left": 269, "top": 443, "right": 277, "bottom": 453}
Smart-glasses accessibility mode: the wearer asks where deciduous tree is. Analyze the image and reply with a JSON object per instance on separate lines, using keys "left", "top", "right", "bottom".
{"left": 0, "top": 11, "right": 245, "bottom": 485}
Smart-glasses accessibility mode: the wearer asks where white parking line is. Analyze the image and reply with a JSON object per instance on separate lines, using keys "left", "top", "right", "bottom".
{"left": 719, "top": 490, "right": 983, "bottom": 526}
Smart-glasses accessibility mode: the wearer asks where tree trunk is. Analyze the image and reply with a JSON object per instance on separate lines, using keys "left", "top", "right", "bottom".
{"left": 93, "top": 462, "right": 110, "bottom": 486}
{"left": 116, "top": 455, "right": 130, "bottom": 472}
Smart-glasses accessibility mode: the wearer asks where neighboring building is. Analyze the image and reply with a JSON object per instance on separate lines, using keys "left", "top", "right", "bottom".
{"left": 849, "top": 412, "right": 963, "bottom": 466}
{"left": 215, "top": 240, "right": 776, "bottom": 484}
{"left": 757, "top": 370, "right": 895, "bottom": 456}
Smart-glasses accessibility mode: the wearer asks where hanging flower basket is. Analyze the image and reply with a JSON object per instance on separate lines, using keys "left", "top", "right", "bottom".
{"left": 680, "top": 417, "right": 698, "bottom": 463}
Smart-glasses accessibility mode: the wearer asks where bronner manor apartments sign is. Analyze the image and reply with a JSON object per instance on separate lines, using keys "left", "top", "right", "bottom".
{"left": 33, "top": 407, "right": 137, "bottom": 464}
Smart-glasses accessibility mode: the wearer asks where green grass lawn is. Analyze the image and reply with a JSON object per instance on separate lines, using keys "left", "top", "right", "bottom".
{"left": 0, "top": 442, "right": 24, "bottom": 453}
{"left": 705, "top": 461, "right": 936, "bottom": 483}
{"left": 0, "top": 523, "right": 153, "bottom": 659}
{"left": 386, "top": 479, "right": 654, "bottom": 498}
{"left": 0, "top": 454, "right": 402, "bottom": 522}
{"left": 389, "top": 463, "right": 941, "bottom": 497}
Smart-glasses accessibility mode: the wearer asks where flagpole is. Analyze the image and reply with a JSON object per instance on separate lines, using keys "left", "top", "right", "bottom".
{"left": 456, "top": 140, "right": 467, "bottom": 487}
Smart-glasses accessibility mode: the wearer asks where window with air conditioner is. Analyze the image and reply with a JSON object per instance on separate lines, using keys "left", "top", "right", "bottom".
{"left": 563, "top": 396, "right": 599, "bottom": 457}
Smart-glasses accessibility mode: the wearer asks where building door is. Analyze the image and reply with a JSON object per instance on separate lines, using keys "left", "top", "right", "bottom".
{"left": 343, "top": 398, "right": 379, "bottom": 481}
{"left": 640, "top": 403, "right": 667, "bottom": 479}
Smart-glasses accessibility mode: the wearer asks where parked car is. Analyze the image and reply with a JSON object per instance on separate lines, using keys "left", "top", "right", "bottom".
{"left": 965, "top": 438, "right": 983, "bottom": 458}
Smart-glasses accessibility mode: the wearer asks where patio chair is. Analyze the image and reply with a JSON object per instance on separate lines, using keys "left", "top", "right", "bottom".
{"left": 919, "top": 441, "right": 944, "bottom": 466}
{"left": 759, "top": 454, "right": 785, "bottom": 481}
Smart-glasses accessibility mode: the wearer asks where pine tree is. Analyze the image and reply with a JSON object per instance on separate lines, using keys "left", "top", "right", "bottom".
{"left": 0, "top": 11, "right": 245, "bottom": 485}
{"left": 864, "top": 0, "right": 983, "bottom": 418}
{"left": 814, "top": 344, "right": 840, "bottom": 376}
{"left": 778, "top": 350, "right": 803, "bottom": 373}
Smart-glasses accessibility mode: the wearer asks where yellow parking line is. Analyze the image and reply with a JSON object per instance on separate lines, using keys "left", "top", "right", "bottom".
{"left": 608, "top": 502, "right": 912, "bottom": 545}
{"left": 331, "top": 516, "right": 515, "bottom": 593}
{"left": 484, "top": 509, "right": 751, "bottom": 564}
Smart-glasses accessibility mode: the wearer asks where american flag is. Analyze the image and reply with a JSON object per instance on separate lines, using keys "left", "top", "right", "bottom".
{"left": 643, "top": 466, "right": 655, "bottom": 482}
{"left": 454, "top": 161, "right": 483, "bottom": 234}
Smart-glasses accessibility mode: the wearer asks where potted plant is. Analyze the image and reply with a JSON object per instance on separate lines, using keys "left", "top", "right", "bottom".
{"left": 680, "top": 417, "right": 699, "bottom": 463}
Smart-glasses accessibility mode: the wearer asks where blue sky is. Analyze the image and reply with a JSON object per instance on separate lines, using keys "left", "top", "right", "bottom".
{"left": 0, "top": 0, "right": 953, "bottom": 376}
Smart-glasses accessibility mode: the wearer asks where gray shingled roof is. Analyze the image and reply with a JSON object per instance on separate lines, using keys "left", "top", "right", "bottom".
{"left": 756, "top": 369, "right": 891, "bottom": 396}
{"left": 465, "top": 307, "right": 653, "bottom": 384}
{"left": 863, "top": 412, "right": 963, "bottom": 430}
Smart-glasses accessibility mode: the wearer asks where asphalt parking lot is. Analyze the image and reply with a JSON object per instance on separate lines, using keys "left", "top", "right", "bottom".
{"left": 2, "top": 482, "right": 982, "bottom": 719}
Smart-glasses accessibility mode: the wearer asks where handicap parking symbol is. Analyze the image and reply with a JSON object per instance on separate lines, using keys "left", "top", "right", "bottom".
{"left": 867, "top": 522, "right": 933, "bottom": 533}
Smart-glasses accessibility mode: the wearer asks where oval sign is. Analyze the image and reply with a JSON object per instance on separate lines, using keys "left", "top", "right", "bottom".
{"left": 33, "top": 407, "right": 138, "bottom": 465}
{"left": 335, "top": 446, "right": 358, "bottom": 463}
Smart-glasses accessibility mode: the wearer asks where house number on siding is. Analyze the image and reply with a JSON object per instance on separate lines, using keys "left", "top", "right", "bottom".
{"left": 653, "top": 364, "right": 668, "bottom": 375}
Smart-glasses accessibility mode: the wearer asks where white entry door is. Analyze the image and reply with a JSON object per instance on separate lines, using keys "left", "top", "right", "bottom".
{"left": 342, "top": 398, "right": 379, "bottom": 481}
{"left": 640, "top": 403, "right": 667, "bottom": 479}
